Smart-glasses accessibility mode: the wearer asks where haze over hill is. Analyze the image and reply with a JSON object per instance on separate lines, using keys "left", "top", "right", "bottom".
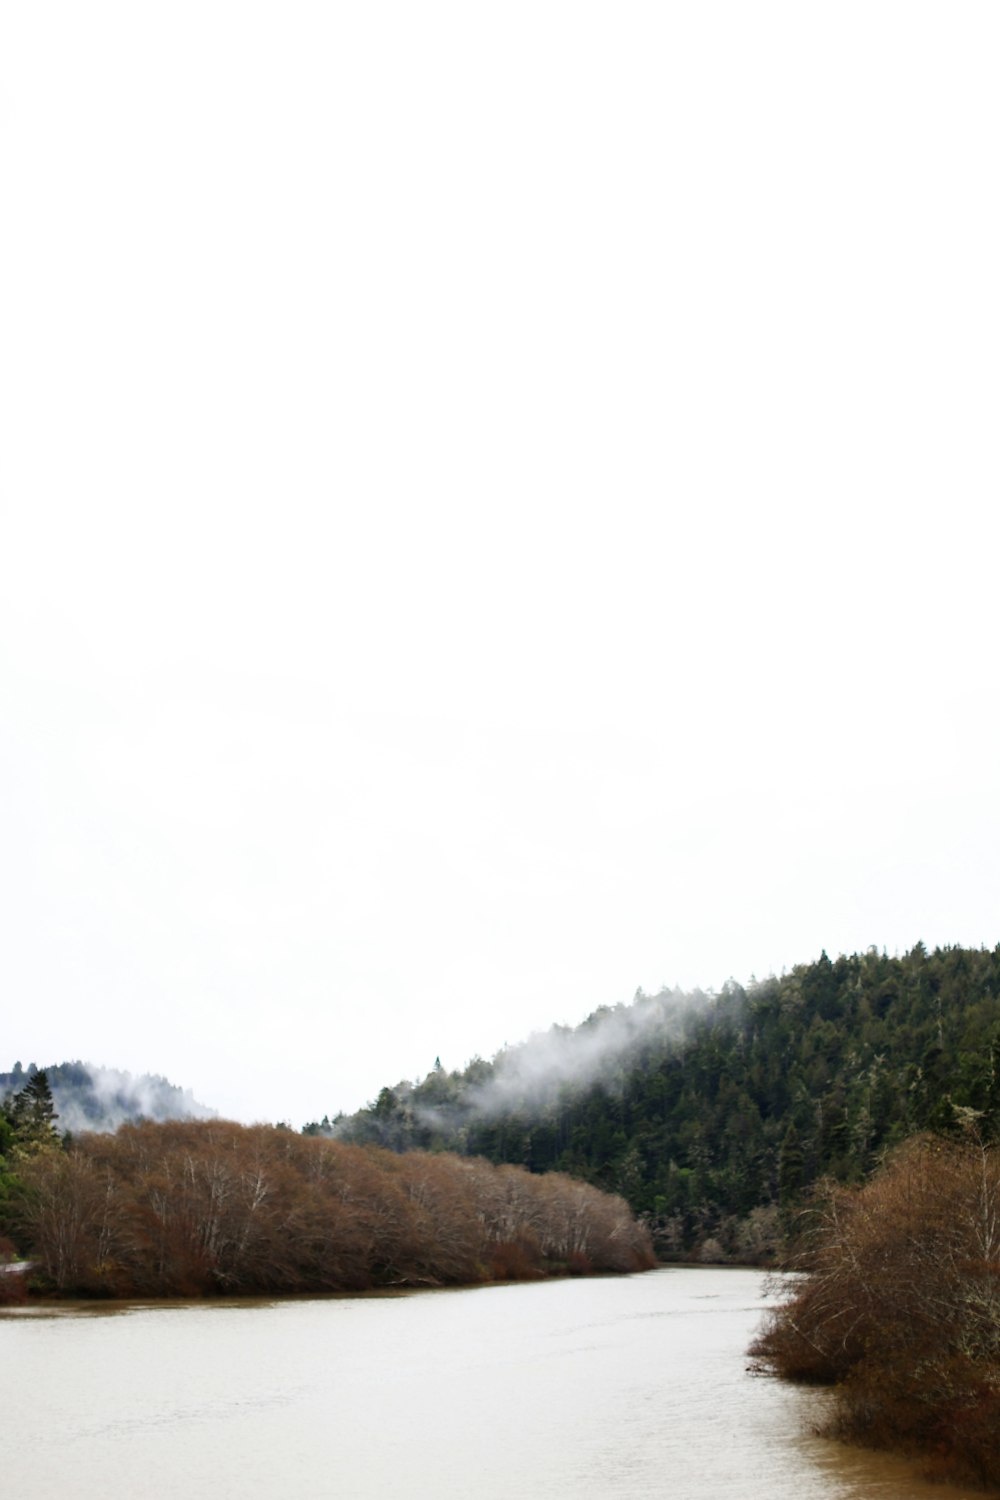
{"left": 332, "top": 943, "right": 1000, "bottom": 1256}
{"left": 0, "top": 1062, "right": 215, "bottom": 1136}
{"left": 8, "top": 942, "right": 1000, "bottom": 1261}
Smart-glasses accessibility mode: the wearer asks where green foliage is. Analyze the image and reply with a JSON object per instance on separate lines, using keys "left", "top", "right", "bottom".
{"left": 329, "top": 944, "right": 1000, "bottom": 1256}
{"left": 1, "top": 1068, "right": 65, "bottom": 1250}
{"left": 778, "top": 1122, "right": 803, "bottom": 1208}
{"left": 7, "top": 1068, "right": 59, "bottom": 1149}
{"left": 0, "top": 1111, "right": 18, "bottom": 1218}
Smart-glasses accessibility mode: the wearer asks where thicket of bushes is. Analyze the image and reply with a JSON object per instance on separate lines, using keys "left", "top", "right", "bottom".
{"left": 5, "top": 1119, "right": 654, "bottom": 1297}
{"left": 751, "top": 1134, "right": 1000, "bottom": 1491}
{"left": 0, "top": 1234, "right": 27, "bottom": 1305}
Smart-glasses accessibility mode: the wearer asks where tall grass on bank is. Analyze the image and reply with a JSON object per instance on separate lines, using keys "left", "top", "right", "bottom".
{"left": 750, "top": 1134, "right": 1000, "bottom": 1491}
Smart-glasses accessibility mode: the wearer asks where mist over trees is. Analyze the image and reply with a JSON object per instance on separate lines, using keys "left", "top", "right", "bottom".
{"left": 7, "top": 944, "right": 1000, "bottom": 1479}
{"left": 0, "top": 1061, "right": 215, "bottom": 1136}
{"left": 7, "top": 942, "right": 1000, "bottom": 1291}
{"left": 329, "top": 944, "right": 1000, "bottom": 1258}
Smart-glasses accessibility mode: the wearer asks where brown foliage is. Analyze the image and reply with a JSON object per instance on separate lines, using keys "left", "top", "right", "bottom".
{"left": 11, "top": 1120, "right": 654, "bottom": 1298}
{"left": 0, "top": 1269, "right": 28, "bottom": 1305}
{"left": 487, "top": 1240, "right": 544, "bottom": 1281}
{"left": 751, "top": 1135, "right": 1000, "bottom": 1490}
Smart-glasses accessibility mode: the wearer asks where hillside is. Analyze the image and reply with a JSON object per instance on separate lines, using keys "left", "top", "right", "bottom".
{"left": 0, "top": 1061, "right": 215, "bottom": 1135}
{"left": 328, "top": 944, "right": 1000, "bottom": 1256}
{"left": 7, "top": 944, "right": 1000, "bottom": 1262}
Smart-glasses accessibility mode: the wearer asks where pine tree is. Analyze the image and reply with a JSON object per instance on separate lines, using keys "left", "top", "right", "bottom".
{"left": 9, "top": 1069, "right": 59, "bottom": 1149}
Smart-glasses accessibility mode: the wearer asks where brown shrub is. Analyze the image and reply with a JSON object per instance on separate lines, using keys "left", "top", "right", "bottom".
{"left": 0, "top": 1269, "right": 28, "bottom": 1305}
{"left": 488, "top": 1239, "right": 544, "bottom": 1281}
{"left": 11, "top": 1122, "right": 653, "bottom": 1297}
{"left": 751, "top": 1136, "right": 1000, "bottom": 1490}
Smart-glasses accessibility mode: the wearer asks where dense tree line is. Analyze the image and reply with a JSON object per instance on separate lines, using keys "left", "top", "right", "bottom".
{"left": 1, "top": 1118, "right": 653, "bottom": 1297}
{"left": 329, "top": 945, "right": 1000, "bottom": 1256}
{"left": 0, "top": 1069, "right": 60, "bottom": 1302}
{"left": 751, "top": 1133, "right": 1000, "bottom": 1491}
{"left": 7, "top": 942, "right": 1000, "bottom": 1290}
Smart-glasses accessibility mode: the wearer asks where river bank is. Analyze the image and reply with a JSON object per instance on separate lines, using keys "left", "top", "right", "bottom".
{"left": 750, "top": 1137, "right": 1000, "bottom": 1494}
{"left": 2, "top": 1122, "right": 655, "bottom": 1297}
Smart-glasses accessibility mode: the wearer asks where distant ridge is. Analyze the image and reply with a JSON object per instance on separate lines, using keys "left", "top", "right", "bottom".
{"left": 0, "top": 1061, "right": 215, "bottom": 1135}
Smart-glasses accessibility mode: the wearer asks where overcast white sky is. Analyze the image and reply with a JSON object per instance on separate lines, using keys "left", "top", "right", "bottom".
{"left": 2, "top": 3, "right": 998, "bottom": 1127}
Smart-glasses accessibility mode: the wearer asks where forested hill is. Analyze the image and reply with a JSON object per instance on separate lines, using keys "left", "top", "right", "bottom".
{"left": 0, "top": 1061, "right": 215, "bottom": 1135}
{"left": 325, "top": 945, "right": 1000, "bottom": 1256}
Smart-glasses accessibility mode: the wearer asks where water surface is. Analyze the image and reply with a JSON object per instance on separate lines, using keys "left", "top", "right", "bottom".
{"left": 1, "top": 1268, "right": 980, "bottom": 1498}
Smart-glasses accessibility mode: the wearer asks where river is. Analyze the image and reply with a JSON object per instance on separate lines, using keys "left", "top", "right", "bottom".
{"left": 0, "top": 1267, "right": 982, "bottom": 1498}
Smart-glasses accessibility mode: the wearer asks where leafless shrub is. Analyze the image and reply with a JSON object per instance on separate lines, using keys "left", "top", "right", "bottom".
{"left": 751, "top": 1135, "right": 1000, "bottom": 1488}
{"left": 12, "top": 1120, "right": 655, "bottom": 1297}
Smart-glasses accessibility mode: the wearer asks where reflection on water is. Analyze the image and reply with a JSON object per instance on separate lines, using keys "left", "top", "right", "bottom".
{"left": 0, "top": 1268, "right": 981, "bottom": 1498}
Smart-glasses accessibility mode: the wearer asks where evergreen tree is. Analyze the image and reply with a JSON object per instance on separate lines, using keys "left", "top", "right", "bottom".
{"left": 329, "top": 944, "right": 1000, "bottom": 1256}
{"left": 9, "top": 1069, "right": 59, "bottom": 1149}
{"left": 982, "top": 1031, "right": 1000, "bottom": 1142}
{"left": 778, "top": 1121, "right": 804, "bottom": 1208}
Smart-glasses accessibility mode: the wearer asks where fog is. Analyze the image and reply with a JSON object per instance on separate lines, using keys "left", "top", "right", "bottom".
{"left": 464, "top": 987, "right": 713, "bottom": 1120}
{"left": 2, "top": 3, "right": 999, "bottom": 1126}
{"left": 0, "top": 1063, "right": 215, "bottom": 1137}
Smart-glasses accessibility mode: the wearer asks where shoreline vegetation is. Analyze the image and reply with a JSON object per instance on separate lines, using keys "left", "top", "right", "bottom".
{"left": 10, "top": 946, "right": 1000, "bottom": 1272}
{"left": 7, "top": 942, "right": 1000, "bottom": 1482}
{"left": 0, "top": 1118, "right": 654, "bottom": 1302}
{"left": 750, "top": 1133, "right": 1000, "bottom": 1493}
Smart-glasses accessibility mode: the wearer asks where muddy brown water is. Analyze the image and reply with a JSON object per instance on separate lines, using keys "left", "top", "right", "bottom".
{"left": 0, "top": 1267, "right": 982, "bottom": 1498}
